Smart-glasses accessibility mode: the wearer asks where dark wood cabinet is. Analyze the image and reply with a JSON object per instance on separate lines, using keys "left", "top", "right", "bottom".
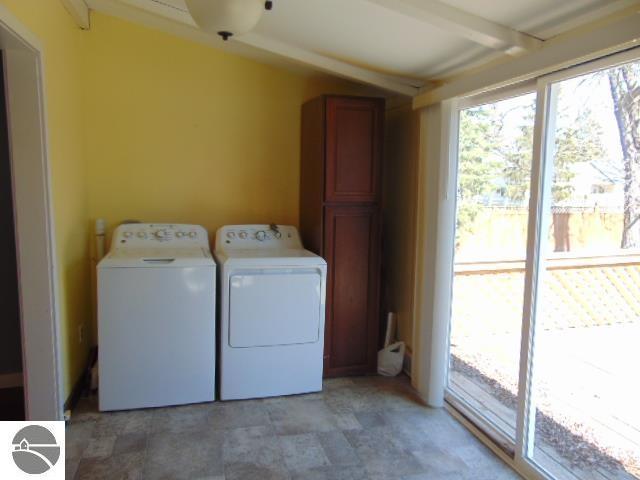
{"left": 300, "top": 95, "right": 383, "bottom": 377}
{"left": 324, "top": 205, "right": 380, "bottom": 375}
{"left": 325, "top": 97, "right": 382, "bottom": 203}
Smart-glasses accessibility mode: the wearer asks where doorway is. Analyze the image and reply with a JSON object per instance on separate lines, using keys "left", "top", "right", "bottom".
{"left": 0, "top": 7, "right": 63, "bottom": 420}
{"left": 0, "top": 51, "right": 23, "bottom": 421}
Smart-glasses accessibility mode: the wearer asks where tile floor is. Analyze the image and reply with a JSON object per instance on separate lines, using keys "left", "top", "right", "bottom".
{"left": 66, "top": 375, "right": 521, "bottom": 480}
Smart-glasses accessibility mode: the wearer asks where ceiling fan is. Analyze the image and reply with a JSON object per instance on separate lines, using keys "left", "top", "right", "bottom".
{"left": 184, "top": 0, "right": 273, "bottom": 41}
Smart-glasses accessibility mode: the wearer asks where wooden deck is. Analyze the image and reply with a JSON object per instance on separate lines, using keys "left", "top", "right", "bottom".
{"left": 450, "top": 366, "right": 637, "bottom": 480}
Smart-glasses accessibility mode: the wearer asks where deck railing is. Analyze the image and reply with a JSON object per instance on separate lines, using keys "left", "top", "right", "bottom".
{"left": 452, "top": 251, "right": 640, "bottom": 334}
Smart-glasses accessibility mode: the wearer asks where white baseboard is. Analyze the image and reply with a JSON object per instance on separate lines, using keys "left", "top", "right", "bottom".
{"left": 0, "top": 372, "right": 24, "bottom": 389}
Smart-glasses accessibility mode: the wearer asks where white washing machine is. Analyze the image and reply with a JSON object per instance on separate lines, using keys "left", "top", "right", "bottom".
{"left": 98, "top": 223, "right": 216, "bottom": 411}
{"left": 215, "top": 225, "right": 326, "bottom": 400}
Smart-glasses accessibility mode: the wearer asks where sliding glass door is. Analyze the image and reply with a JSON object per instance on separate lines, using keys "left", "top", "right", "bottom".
{"left": 524, "top": 55, "right": 640, "bottom": 480}
{"left": 446, "top": 50, "right": 640, "bottom": 480}
{"left": 448, "top": 90, "right": 536, "bottom": 446}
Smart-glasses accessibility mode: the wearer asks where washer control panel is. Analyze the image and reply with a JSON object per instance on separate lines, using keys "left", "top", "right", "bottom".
{"left": 112, "top": 224, "right": 209, "bottom": 248}
{"left": 216, "top": 225, "right": 303, "bottom": 250}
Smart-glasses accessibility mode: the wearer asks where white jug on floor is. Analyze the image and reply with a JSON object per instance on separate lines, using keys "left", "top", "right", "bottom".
{"left": 377, "top": 341, "right": 405, "bottom": 376}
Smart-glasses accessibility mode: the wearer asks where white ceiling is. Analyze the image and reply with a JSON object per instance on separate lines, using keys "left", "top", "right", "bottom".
{"left": 443, "top": 0, "right": 608, "bottom": 34}
{"left": 252, "top": 0, "right": 482, "bottom": 78}
{"left": 86, "top": 0, "right": 638, "bottom": 95}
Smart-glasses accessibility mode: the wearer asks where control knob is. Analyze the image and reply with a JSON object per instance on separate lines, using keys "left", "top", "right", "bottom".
{"left": 255, "top": 230, "right": 266, "bottom": 241}
{"left": 239, "top": 231, "right": 248, "bottom": 239}
{"left": 123, "top": 231, "right": 133, "bottom": 238}
{"left": 137, "top": 232, "right": 147, "bottom": 239}
{"left": 154, "top": 230, "right": 167, "bottom": 240}
{"left": 188, "top": 231, "right": 197, "bottom": 238}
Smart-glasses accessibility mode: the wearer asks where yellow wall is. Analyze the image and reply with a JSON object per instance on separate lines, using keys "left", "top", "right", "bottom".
{"left": 82, "top": 13, "right": 369, "bottom": 342}
{"left": 0, "top": 3, "right": 368, "bottom": 401}
{"left": 84, "top": 12, "right": 364, "bottom": 239}
{"left": 0, "top": 0, "right": 91, "bottom": 398}
{"left": 383, "top": 104, "right": 420, "bottom": 351}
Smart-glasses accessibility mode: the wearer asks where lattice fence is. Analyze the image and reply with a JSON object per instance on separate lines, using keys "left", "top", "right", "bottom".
{"left": 452, "top": 258, "right": 640, "bottom": 337}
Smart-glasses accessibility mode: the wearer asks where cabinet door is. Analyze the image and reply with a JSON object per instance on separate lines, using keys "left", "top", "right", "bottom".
{"left": 325, "top": 97, "right": 382, "bottom": 203}
{"left": 324, "top": 205, "right": 380, "bottom": 376}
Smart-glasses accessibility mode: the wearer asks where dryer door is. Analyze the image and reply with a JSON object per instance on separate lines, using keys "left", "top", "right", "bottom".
{"left": 229, "top": 268, "right": 322, "bottom": 347}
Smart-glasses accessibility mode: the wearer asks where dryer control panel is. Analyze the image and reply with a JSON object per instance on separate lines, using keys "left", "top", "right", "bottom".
{"left": 216, "top": 225, "right": 303, "bottom": 251}
{"left": 112, "top": 223, "right": 210, "bottom": 248}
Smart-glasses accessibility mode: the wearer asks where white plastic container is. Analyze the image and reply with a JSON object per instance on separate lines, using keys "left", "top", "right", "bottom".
{"left": 377, "top": 341, "right": 406, "bottom": 376}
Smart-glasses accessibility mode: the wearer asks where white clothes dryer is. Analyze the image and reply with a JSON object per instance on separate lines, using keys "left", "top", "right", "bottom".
{"left": 214, "top": 225, "right": 326, "bottom": 400}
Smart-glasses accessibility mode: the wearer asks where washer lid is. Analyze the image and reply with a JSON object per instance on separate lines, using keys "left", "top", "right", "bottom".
{"left": 215, "top": 248, "right": 326, "bottom": 267}
{"left": 98, "top": 247, "right": 215, "bottom": 268}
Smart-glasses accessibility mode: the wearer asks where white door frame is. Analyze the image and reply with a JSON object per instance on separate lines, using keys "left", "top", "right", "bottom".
{"left": 0, "top": 6, "right": 63, "bottom": 420}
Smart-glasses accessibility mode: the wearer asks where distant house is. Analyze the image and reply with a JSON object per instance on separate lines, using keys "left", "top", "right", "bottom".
{"left": 557, "top": 160, "right": 624, "bottom": 211}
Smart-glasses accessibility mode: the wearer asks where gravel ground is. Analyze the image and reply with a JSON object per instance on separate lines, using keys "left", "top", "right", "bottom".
{"left": 451, "top": 355, "right": 638, "bottom": 477}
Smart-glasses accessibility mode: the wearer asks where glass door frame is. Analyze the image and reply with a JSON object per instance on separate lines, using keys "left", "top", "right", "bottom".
{"left": 444, "top": 80, "right": 537, "bottom": 455}
{"left": 443, "top": 47, "right": 640, "bottom": 480}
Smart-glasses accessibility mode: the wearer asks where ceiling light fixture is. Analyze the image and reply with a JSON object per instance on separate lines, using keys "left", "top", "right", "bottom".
{"left": 185, "top": 0, "right": 273, "bottom": 41}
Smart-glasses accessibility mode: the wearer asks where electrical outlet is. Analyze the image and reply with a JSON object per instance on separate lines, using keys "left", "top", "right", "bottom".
{"left": 78, "top": 324, "right": 84, "bottom": 344}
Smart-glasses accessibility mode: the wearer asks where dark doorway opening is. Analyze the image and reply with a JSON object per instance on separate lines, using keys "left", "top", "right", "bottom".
{"left": 0, "top": 51, "right": 25, "bottom": 421}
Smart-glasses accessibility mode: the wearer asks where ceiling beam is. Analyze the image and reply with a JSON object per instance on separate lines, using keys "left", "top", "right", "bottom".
{"left": 366, "top": 0, "right": 542, "bottom": 55}
{"left": 238, "top": 33, "right": 420, "bottom": 96}
{"left": 413, "top": 9, "right": 640, "bottom": 109}
{"left": 60, "top": 0, "right": 90, "bottom": 29}
{"left": 89, "top": 0, "right": 422, "bottom": 96}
